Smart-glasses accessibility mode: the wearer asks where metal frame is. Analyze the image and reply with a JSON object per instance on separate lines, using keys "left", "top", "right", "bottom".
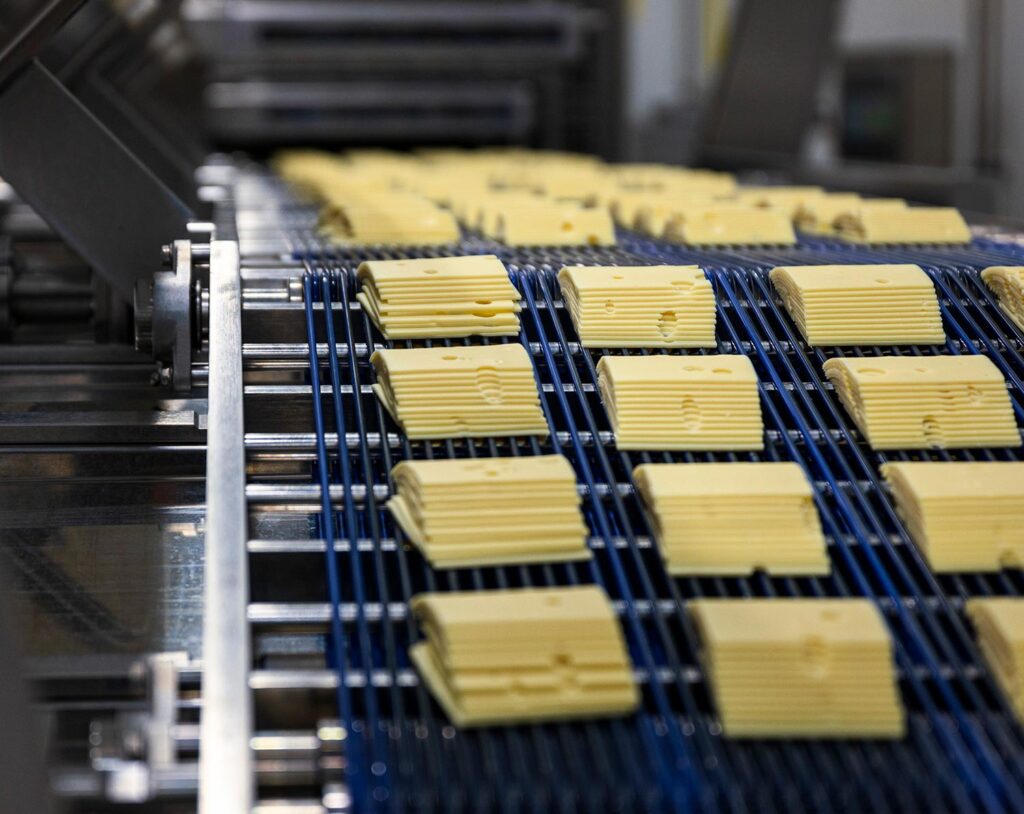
{"left": 198, "top": 239, "right": 253, "bottom": 814}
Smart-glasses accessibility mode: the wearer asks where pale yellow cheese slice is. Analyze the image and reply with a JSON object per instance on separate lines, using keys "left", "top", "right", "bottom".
{"left": 836, "top": 206, "right": 971, "bottom": 244}
{"left": 966, "top": 598, "right": 1024, "bottom": 725}
{"left": 690, "top": 598, "right": 905, "bottom": 738}
{"left": 981, "top": 266, "right": 1024, "bottom": 332}
{"left": 320, "top": 202, "right": 460, "bottom": 245}
{"left": 356, "top": 255, "right": 521, "bottom": 339}
{"left": 634, "top": 462, "right": 828, "bottom": 575}
{"left": 769, "top": 264, "right": 945, "bottom": 346}
{"left": 370, "top": 344, "right": 549, "bottom": 439}
{"left": 823, "top": 355, "right": 1020, "bottom": 449}
{"left": 794, "top": 197, "right": 906, "bottom": 236}
{"left": 735, "top": 186, "right": 826, "bottom": 218}
{"left": 663, "top": 207, "right": 797, "bottom": 246}
{"left": 491, "top": 204, "right": 616, "bottom": 246}
{"left": 557, "top": 265, "right": 716, "bottom": 348}
{"left": 410, "top": 586, "right": 639, "bottom": 726}
{"left": 596, "top": 354, "right": 764, "bottom": 450}
{"left": 387, "top": 455, "right": 589, "bottom": 567}
{"left": 880, "top": 461, "right": 1024, "bottom": 572}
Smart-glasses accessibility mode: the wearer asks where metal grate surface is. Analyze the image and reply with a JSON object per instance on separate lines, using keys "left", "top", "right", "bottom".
{"left": 294, "top": 227, "right": 1024, "bottom": 813}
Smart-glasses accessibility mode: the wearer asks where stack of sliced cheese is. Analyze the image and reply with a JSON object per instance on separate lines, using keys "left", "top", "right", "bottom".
{"left": 320, "top": 199, "right": 461, "bottom": 245}
{"left": 634, "top": 462, "right": 829, "bottom": 576}
{"left": 596, "top": 354, "right": 763, "bottom": 450}
{"left": 835, "top": 206, "right": 970, "bottom": 244}
{"left": 735, "top": 186, "right": 826, "bottom": 218}
{"left": 662, "top": 206, "right": 796, "bottom": 246}
{"left": 558, "top": 265, "right": 717, "bottom": 348}
{"left": 356, "top": 255, "right": 521, "bottom": 339}
{"left": 690, "top": 598, "right": 905, "bottom": 738}
{"left": 490, "top": 203, "right": 616, "bottom": 247}
{"left": 981, "top": 266, "right": 1024, "bottom": 332}
{"left": 794, "top": 196, "right": 906, "bottom": 236}
{"left": 387, "top": 455, "right": 589, "bottom": 567}
{"left": 370, "top": 344, "right": 548, "bottom": 439}
{"left": 410, "top": 586, "right": 639, "bottom": 726}
{"left": 769, "top": 264, "right": 945, "bottom": 346}
{"left": 881, "top": 461, "right": 1024, "bottom": 572}
{"left": 966, "top": 598, "right": 1024, "bottom": 725}
{"left": 823, "top": 355, "right": 1020, "bottom": 449}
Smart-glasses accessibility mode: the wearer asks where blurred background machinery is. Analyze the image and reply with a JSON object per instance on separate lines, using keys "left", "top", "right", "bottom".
{"left": 0, "top": 0, "right": 1022, "bottom": 812}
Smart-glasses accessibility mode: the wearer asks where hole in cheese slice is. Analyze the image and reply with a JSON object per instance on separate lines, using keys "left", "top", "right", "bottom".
{"left": 634, "top": 462, "right": 829, "bottom": 576}
{"left": 835, "top": 206, "right": 970, "bottom": 244}
{"left": 966, "top": 598, "right": 1024, "bottom": 725}
{"left": 769, "top": 264, "right": 945, "bottom": 346}
{"left": 880, "top": 461, "right": 1024, "bottom": 572}
{"left": 387, "top": 455, "right": 589, "bottom": 567}
{"left": 356, "top": 255, "right": 521, "bottom": 339}
{"left": 823, "top": 355, "right": 1020, "bottom": 450}
{"left": 491, "top": 204, "right": 616, "bottom": 247}
{"left": 409, "top": 586, "right": 639, "bottom": 727}
{"left": 371, "top": 344, "right": 549, "bottom": 439}
{"left": 981, "top": 266, "right": 1024, "bottom": 333}
{"left": 690, "top": 598, "right": 905, "bottom": 738}
{"left": 596, "top": 354, "right": 764, "bottom": 450}
{"left": 557, "top": 265, "right": 716, "bottom": 348}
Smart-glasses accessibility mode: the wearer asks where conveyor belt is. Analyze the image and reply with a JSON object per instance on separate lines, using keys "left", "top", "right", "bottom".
{"left": 274, "top": 204, "right": 1024, "bottom": 810}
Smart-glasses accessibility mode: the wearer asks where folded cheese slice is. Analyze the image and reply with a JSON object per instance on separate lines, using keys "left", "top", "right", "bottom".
{"left": 388, "top": 455, "right": 589, "bottom": 567}
{"left": 823, "top": 355, "right": 1020, "bottom": 449}
{"left": 769, "top": 264, "right": 945, "bottom": 346}
{"left": 558, "top": 265, "right": 716, "bottom": 348}
{"left": 356, "top": 255, "right": 521, "bottom": 339}
{"left": 690, "top": 598, "right": 905, "bottom": 738}
{"left": 320, "top": 202, "right": 460, "bottom": 245}
{"left": 881, "top": 461, "right": 1024, "bottom": 572}
{"left": 371, "top": 344, "right": 549, "bottom": 439}
{"left": 597, "top": 354, "right": 764, "bottom": 450}
{"left": 981, "top": 266, "right": 1024, "bottom": 332}
{"left": 835, "top": 206, "right": 971, "bottom": 244}
{"left": 663, "top": 207, "right": 796, "bottom": 246}
{"left": 410, "top": 586, "right": 639, "bottom": 726}
{"left": 966, "top": 598, "right": 1024, "bottom": 725}
{"left": 634, "top": 462, "right": 829, "bottom": 575}
{"left": 491, "top": 204, "right": 616, "bottom": 246}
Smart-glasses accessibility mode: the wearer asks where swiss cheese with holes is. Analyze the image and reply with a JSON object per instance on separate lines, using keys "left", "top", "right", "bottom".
{"left": 370, "top": 344, "right": 548, "bottom": 439}
{"left": 835, "top": 206, "right": 971, "bottom": 244}
{"left": 634, "top": 462, "right": 829, "bottom": 575}
{"left": 319, "top": 202, "right": 461, "bottom": 245}
{"left": 690, "top": 598, "right": 905, "bottom": 738}
{"left": 356, "top": 255, "right": 521, "bottom": 339}
{"left": 966, "top": 598, "right": 1024, "bottom": 725}
{"left": 558, "top": 265, "right": 716, "bottom": 348}
{"left": 662, "top": 207, "right": 796, "bottom": 246}
{"left": 410, "top": 586, "right": 639, "bottom": 726}
{"left": 881, "top": 461, "right": 1024, "bottom": 572}
{"left": 491, "top": 203, "right": 616, "bottom": 246}
{"left": 735, "top": 186, "right": 826, "bottom": 218}
{"left": 794, "top": 196, "right": 906, "bottom": 236}
{"left": 769, "top": 264, "right": 945, "bottom": 346}
{"left": 823, "top": 355, "right": 1020, "bottom": 449}
{"left": 981, "top": 266, "right": 1024, "bottom": 332}
{"left": 387, "top": 455, "right": 589, "bottom": 567}
{"left": 596, "top": 354, "right": 763, "bottom": 450}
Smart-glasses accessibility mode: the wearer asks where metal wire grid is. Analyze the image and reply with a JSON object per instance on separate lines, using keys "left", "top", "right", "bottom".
{"left": 292, "top": 230, "right": 1024, "bottom": 813}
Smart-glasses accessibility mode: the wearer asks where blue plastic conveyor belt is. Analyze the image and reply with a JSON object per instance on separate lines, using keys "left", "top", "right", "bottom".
{"left": 298, "top": 230, "right": 1024, "bottom": 812}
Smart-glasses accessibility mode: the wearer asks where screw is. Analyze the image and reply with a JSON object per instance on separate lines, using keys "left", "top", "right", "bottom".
{"left": 161, "top": 245, "right": 173, "bottom": 267}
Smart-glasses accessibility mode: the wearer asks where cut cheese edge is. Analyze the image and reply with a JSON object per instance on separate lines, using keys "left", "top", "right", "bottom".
{"left": 881, "top": 461, "right": 1024, "bottom": 572}
{"left": 836, "top": 206, "right": 971, "bottom": 244}
{"left": 690, "top": 598, "right": 905, "bottom": 738}
{"left": 558, "top": 265, "right": 717, "bottom": 348}
{"left": 823, "top": 355, "right": 1020, "bottom": 449}
{"left": 663, "top": 207, "right": 796, "bottom": 246}
{"left": 966, "top": 598, "right": 1024, "bottom": 725}
{"left": 597, "top": 354, "right": 764, "bottom": 450}
{"left": 634, "top": 462, "right": 829, "bottom": 576}
{"left": 387, "top": 455, "right": 589, "bottom": 567}
{"left": 371, "top": 344, "right": 549, "bottom": 439}
{"left": 320, "top": 202, "right": 461, "bottom": 246}
{"left": 981, "top": 266, "right": 1024, "bottom": 332}
{"left": 356, "top": 254, "right": 521, "bottom": 339}
{"left": 489, "top": 204, "right": 616, "bottom": 246}
{"left": 769, "top": 264, "right": 945, "bottom": 346}
{"left": 410, "top": 586, "right": 639, "bottom": 726}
